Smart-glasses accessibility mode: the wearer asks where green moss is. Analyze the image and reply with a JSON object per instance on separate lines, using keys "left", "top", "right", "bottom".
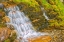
{"left": 13, "top": 0, "right": 39, "bottom": 7}
{"left": 40, "top": 0, "right": 64, "bottom": 29}
{"left": 4, "top": 39, "right": 10, "bottom": 42}
{"left": 42, "top": 0, "right": 52, "bottom": 8}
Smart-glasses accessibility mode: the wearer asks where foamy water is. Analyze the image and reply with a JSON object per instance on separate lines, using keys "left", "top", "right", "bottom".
{"left": 5, "top": 6, "right": 49, "bottom": 42}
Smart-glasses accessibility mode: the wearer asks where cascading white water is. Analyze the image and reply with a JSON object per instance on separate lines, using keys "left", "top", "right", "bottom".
{"left": 41, "top": 7, "right": 50, "bottom": 20}
{"left": 5, "top": 6, "right": 49, "bottom": 42}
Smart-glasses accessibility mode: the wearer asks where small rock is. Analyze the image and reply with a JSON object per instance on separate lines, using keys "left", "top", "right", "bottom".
{"left": 0, "top": 3, "right": 4, "bottom": 9}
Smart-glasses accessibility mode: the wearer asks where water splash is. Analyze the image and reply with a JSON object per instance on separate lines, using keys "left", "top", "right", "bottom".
{"left": 5, "top": 6, "right": 49, "bottom": 42}
{"left": 41, "top": 7, "right": 50, "bottom": 20}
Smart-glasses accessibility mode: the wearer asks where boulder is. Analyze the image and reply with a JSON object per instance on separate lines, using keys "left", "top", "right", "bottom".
{"left": 27, "top": 35, "right": 51, "bottom": 42}
{"left": 0, "top": 28, "right": 11, "bottom": 42}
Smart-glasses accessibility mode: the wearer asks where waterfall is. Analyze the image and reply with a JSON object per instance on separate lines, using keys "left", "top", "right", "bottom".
{"left": 5, "top": 6, "right": 49, "bottom": 42}
{"left": 41, "top": 7, "right": 50, "bottom": 20}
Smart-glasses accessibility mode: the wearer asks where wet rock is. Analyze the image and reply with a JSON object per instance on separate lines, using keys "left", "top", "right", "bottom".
{"left": 9, "top": 30, "right": 17, "bottom": 42}
{"left": 2, "top": 16, "right": 10, "bottom": 23}
{"left": 0, "top": 3, "right": 4, "bottom": 9}
{"left": 0, "top": 11, "right": 5, "bottom": 17}
{"left": 0, "top": 28, "right": 11, "bottom": 42}
{"left": 10, "top": 30, "right": 17, "bottom": 37}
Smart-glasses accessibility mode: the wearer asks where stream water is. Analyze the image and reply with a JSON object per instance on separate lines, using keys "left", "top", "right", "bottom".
{"left": 5, "top": 6, "right": 49, "bottom": 42}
